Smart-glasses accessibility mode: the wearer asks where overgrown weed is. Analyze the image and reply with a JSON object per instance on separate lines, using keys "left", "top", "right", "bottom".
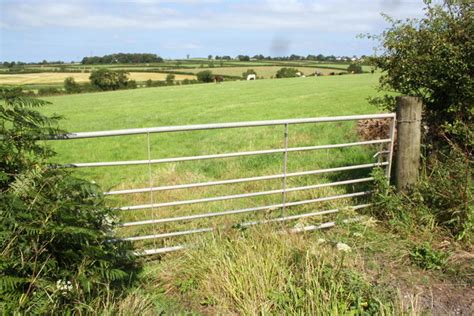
{"left": 158, "top": 225, "right": 398, "bottom": 314}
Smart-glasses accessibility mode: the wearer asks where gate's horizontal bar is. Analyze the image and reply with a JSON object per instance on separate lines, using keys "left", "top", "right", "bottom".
{"left": 115, "top": 227, "right": 214, "bottom": 242}
{"left": 120, "top": 177, "right": 374, "bottom": 210}
{"left": 288, "top": 216, "right": 363, "bottom": 233}
{"left": 134, "top": 245, "right": 185, "bottom": 256}
{"left": 54, "top": 114, "right": 396, "bottom": 139}
{"left": 119, "top": 190, "right": 371, "bottom": 227}
{"left": 241, "top": 204, "right": 369, "bottom": 227}
{"left": 106, "top": 162, "right": 388, "bottom": 195}
{"left": 114, "top": 204, "right": 370, "bottom": 242}
{"left": 63, "top": 139, "right": 390, "bottom": 168}
{"left": 133, "top": 216, "right": 364, "bottom": 256}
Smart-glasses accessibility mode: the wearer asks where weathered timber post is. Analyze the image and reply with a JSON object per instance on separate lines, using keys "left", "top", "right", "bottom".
{"left": 395, "top": 96, "right": 422, "bottom": 191}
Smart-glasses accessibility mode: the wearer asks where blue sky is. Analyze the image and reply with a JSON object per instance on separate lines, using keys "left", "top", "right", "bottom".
{"left": 0, "top": 0, "right": 428, "bottom": 62}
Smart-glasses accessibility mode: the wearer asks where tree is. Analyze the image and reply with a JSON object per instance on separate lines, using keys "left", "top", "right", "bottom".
{"left": 237, "top": 55, "right": 250, "bottom": 61}
{"left": 347, "top": 64, "right": 363, "bottom": 74}
{"left": 208, "top": 55, "right": 213, "bottom": 60}
{"left": 89, "top": 69, "right": 130, "bottom": 91}
{"left": 166, "top": 73, "right": 175, "bottom": 85}
{"left": 369, "top": 0, "right": 473, "bottom": 149}
{"left": 275, "top": 67, "right": 300, "bottom": 78}
{"left": 64, "top": 77, "right": 80, "bottom": 93}
{"left": 81, "top": 53, "right": 163, "bottom": 64}
{"left": 196, "top": 70, "right": 214, "bottom": 83}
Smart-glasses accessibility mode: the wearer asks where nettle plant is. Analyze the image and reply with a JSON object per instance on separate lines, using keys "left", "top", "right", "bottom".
{"left": 0, "top": 88, "right": 139, "bottom": 313}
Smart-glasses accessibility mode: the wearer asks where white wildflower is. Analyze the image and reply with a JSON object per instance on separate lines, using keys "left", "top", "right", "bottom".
{"left": 353, "top": 232, "right": 363, "bottom": 237}
{"left": 317, "top": 238, "right": 326, "bottom": 244}
{"left": 363, "top": 217, "right": 378, "bottom": 227}
{"left": 336, "top": 242, "right": 352, "bottom": 253}
{"left": 56, "top": 280, "right": 73, "bottom": 294}
{"left": 104, "top": 214, "right": 115, "bottom": 225}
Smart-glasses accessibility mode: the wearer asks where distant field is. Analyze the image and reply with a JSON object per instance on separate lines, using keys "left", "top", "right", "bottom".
{"left": 169, "top": 66, "right": 345, "bottom": 78}
{"left": 0, "top": 72, "right": 196, "bottom": 84}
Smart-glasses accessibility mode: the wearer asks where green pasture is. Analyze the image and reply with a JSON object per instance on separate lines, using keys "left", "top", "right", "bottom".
{"left": 41, "top": 74, "right": 387, "bottom": 248}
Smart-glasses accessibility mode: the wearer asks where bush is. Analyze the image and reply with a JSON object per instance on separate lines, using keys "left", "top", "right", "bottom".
{"left": 0, "top": 88, "right": 139, "bottom": 313}
{"left": 276, "top": 68, "right": 300, "bottom": 78}
{"left": 166, "top": 73, "right": 175, "bottom": 85}
{"left": 89, "top": 69, "right": 130, "bottom": 91}
{"left": 347, "top": 64, "right": 363, "bottom": 74}
{"left": 366, "top": 1, "right": 473, "bottom": 242}
{"left": 369, "top": 152, "right": 473, "bottom": 241}
{"left": 37, "top": 87, "right": 62, "bottom": 96}
{"left": 127, "top": 79, "right": 137, "bottom": 89}
{"left": 369, "top": 0, "right": 473, "bottom": 150}
{"left": 196, "top": 70, "right": 214, "bottom": 83}
{"left": 64, "top": 77, "right": 80, "bottom": 93}
{"left": 182, "top": 79, "right": 199, "bottom": 85}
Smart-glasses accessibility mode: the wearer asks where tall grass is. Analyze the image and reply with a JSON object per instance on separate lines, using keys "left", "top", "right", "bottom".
{"left": 159, "top": 225, "right": 398, "bottom": 314}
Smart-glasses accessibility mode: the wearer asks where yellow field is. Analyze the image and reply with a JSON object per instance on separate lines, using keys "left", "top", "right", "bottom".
{"left": 170, "top": 66, "right": 344, "bottom": 78}
{"left": 0, "top": 72, "right": 196, "bottom": 84}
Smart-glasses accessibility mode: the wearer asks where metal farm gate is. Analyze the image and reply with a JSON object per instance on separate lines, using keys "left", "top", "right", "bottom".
{"left": 53, "top": 113, "right": 396, "bottom": 255}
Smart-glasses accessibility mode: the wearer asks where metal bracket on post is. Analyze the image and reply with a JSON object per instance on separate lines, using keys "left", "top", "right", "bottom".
{"left": 386, "top": 117, "right": 397, "bottom": 182}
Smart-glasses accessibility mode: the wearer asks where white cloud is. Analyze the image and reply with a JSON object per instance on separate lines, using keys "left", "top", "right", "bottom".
{"left": 1, "top": 0, "right": 427, "bottom": 32}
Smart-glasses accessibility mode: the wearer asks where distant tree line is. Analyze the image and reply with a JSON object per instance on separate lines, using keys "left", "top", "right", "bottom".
{"left": 210, "top": 54, "right": 365, "bottom": 62}
{"left": 81, "top": 53, "right": 164, "bottom": 64}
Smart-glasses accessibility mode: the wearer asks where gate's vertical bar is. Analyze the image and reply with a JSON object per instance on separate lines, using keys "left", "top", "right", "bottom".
{"left": 281, "top": 123, "right": 289, "bottom": 215}
{"left": 386, "top": 116, "right": 396, "bottom": 182}
{"left": 146, "top": 132, "right": 157, "bottom": 248}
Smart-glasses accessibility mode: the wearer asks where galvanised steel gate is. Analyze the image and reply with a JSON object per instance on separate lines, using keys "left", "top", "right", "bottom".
{"left": 54, "top": 113, "right": 396, "bottom": 255}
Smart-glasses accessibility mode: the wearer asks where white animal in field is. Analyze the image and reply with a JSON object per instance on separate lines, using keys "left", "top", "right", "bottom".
{"left": 247, "top": 74, "right": 256, "bottom": 80}
{"left": 296, "top": 72, "right": 302, "bottom": 77}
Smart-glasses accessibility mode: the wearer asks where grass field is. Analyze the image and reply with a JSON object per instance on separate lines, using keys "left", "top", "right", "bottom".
{"left": 170, "top": 66, "right": 345, "bottom": 78}
{"left": 28, "top": 72, "right": 472, "bottom": 314}
{"left": 0, "top": 72, "right": 196, "bottom": 84}
{"left": 41, "top": 74, "right": 387, "bottom": 250}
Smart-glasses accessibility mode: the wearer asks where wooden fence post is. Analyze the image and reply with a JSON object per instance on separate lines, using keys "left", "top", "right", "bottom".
{"left": 395, "top": 96, "right": 422, "bottom": 191}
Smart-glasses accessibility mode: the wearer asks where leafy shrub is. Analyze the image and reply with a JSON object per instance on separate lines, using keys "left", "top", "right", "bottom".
{"left": 0, "top": 88, "right": 139, "bottom": 313}
{"left": 196, "top": 70, "right": 214, "bottom": 83}
{"left": 369, "top": 1, "right": 473, "bottom": 150}
{"left": 410, "top": 243, "right": 448, "bottom": 270}
{"left": 347, "top": 64, "right": 362, "bottom": 74}
{"left": 64, "top": 77, "right": 81, "bottom": 94}
{"left": 37, "top": 87, "right": 62, "bottom": 96}
{"left": 89, "top": 69, "right": 131, "bottom": 91}
{"left": 182, "top": 79, "right": 199, "bottom": 85}
{"left": 127, "top": 79, "right": 137, "bottom": 89}
{"left": 275, "top": 67, "right": 300, "bottom": 78}
{"left": 165, "top": 74, "right": 175, "bottom": 85}
{"left": 369, "top": 156, "right": 473, "bottom": 241}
